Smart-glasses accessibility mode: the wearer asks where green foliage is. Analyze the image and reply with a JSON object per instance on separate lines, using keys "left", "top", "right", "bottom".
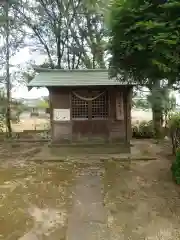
{"left": 0, "top": 90, "right": 8, "bottom": 131}
{"left": 109, "top": 0, "right": 179, "bottom": 139}
{"left": 148, "top": 88, "right": 176, "bottom": 130}
{"left": 133, "top": 98, "right": 150, "bottom": 110}
{"left": 37, "top": 99, "right": 49, "bottom": 109}
{"left": 171, "top": 148, "right": 180, "bottom": 184}
{"left": 148, "top": 88, "right": 176, "bottom": 114}
{"left": 164, "top": 95, "right": 176, "bottom": 113}
{"left": 0, "top": 110, "right": 6, "bottom": 132}
{"left": 148, "top": 88, "right": 165, "bottom": 112}
{"left": 109, "top": 0, "right": 180, "bottom": 83}
{"left": 0, "top": 15, "right": 6, "bottom": 26}
{"left": 168, "top": 112, "right": 180, "bottom": 154}
{"left": 22, "top": 72, "right": 36, "bottom": 84}
{"left": 132, "top": 120, "right": 154, "bottom": 138}
{"left": 168, "top": 112, "right": 180, "bottom": 130}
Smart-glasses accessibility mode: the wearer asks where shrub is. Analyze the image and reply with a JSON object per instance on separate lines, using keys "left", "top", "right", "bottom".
{"left": 31, "top": 112, "right": 39, "bottom": 117}
{"left": 132, "top": 120, "right": 154, "bottom": 138}
{"left": 168, "top": 112, "right": 180, "bottom": 131}
{"left": 0, "top": 113, "right": 5, "bottom": 132}
{"left": 168, "top": 112, "right": 180, "bottom": 154}
{"left": 171, "top": 148, "right": 180, "bottom": 184}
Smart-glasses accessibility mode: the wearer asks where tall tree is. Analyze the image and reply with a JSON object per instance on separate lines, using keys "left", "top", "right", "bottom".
{"left": 12, "top": 0, "right": 108, "bottom": 69}
{"left": 0, "top": 0, "right": 25, "bottom": 135}
{"left": 0, "top": 0, "right": 12, "bottom": 135}
{"left": 109, "top": 0, "right": 180, "bottom": 137}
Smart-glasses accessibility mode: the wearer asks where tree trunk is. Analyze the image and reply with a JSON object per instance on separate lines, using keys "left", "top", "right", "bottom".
{"left": 5, "top": 0, "right": 12, "bottom": 137}
{"left": 152, "top": 106, "right": 163, "bottom": 139}
{"left": 150, "top": 80, "right": 163, "bottom": 139}
{"left": 57, "top": 35, "right": 61, "bottom": 68}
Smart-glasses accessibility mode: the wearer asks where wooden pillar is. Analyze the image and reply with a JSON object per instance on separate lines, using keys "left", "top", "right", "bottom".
{"left": 69, "top": 90, "right": 73, "bottom": 142}
{"left": 126, "top": 86, "right": 133, "bottom": 144}
{"left": 48, "top": 87, "right": 54, "bottom": 142}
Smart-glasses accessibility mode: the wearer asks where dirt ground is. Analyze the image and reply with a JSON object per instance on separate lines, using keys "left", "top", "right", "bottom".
{"left": 0, "top": 140, "right": 179, "bottom": 239}
{"left": 11, "top": 118, "right": 50, "bottom": 132}
{"left": 104, "top": 159, "right": 180, "bottom": 239}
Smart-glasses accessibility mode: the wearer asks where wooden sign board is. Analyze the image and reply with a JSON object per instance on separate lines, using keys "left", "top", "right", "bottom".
{"left": 116, "top": 92, "right": 124, "bottom": 120}
{"left": 53, "top": 109, "right": 70, "bottom": 121}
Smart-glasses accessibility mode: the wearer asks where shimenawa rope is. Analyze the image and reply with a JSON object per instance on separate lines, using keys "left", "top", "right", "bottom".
{"left": 72, "top": 91, "right": 105, "bottom": 101}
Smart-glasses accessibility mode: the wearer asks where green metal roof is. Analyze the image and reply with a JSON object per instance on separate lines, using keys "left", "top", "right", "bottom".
{"left": 28, "top": 68, "right": 132, "bottom": 87}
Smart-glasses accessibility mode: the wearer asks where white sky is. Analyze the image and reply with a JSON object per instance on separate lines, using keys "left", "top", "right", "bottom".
{"left": 10, "top": 47, "right": 49, "bottom": 99}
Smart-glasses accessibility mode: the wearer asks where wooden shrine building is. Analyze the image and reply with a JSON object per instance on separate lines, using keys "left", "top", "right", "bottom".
{"left": 28, "top": 68, "right": 134, "bottom": 147}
